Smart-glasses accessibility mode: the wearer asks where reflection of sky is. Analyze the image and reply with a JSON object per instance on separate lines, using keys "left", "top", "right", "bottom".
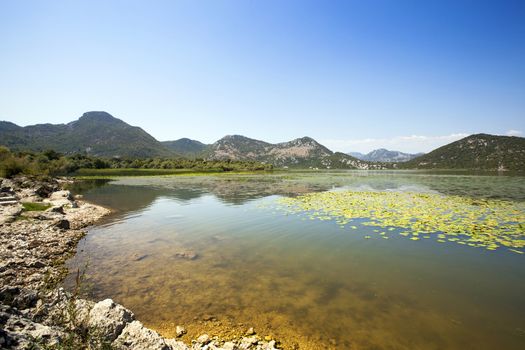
{"left": 67, "top": 173, "right": 525, "bottom": 350}
{"left": 105, "top": 173, "right": 525, "bottom": 202}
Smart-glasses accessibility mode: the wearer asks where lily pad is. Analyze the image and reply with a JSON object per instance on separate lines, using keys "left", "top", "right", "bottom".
{"left": 277, "top": 191, "right": 525, "bottom": 254}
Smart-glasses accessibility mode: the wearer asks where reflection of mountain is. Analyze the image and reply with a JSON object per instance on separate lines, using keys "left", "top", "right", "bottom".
{"left": 75, "top": 176, "right": 335, "bottom": 212}
{"left": 349, "top": 149, "right": 423, "bottom": 162}
{"left": 198, "top": 179, "right": 330, "bottom": 205}
{"left": 75, "top": 184, "right": 167, "bottom": 215}
{"left": 75, "top": 173, "right": 525, "bottom": 219}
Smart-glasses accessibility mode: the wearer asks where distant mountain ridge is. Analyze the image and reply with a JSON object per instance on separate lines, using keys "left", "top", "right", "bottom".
{"left": 2, "top": 112, "right": 523, "bottom": 170}
{"left": 162, "top": 138, "right": 208, "bottom": 158}
{"left": 349, "top": 149, "right": 423, "bottom": 162}
{"left": 207, "top": 135, "right": 383, "bottom": 169}
{"left": 401, "top": 134, "right": 525, "bottom": 171}
{"left": 348, "top": 152, "right": 365, "bottom": 159}
{"left": 0, "top": 113, "right": 380, "bottom": 168}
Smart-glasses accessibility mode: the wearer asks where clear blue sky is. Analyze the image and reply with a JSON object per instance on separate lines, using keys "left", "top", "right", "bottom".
{"left": 1, "top": 0, "right": 524, "bottom": 153}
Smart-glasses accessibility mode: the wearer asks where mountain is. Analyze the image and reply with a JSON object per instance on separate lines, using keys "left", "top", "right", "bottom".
{"left": 207, "top": 135, "right": 384, "bottom": 169}
{"left": 0, "top": 112, "right": 379, "bottom": 168}
{"left": 0, "top": 111, "right": 174, "bottom": 158}
{"left": 350, "top": 148, "right": 423, "bottom": 162}
{"left": 5, "top": 113, "right": 520, "bottom": 171}
{"left": 401, "top": 134, "right": 525, "bottom": 171}
{"left": 348, "top": 151, "right": 365, "bottom": 159}
{"left": 162, "top": 138, "right": 208, "bottom": 158}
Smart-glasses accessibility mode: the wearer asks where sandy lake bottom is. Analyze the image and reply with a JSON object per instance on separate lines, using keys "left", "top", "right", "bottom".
{"left": 65, "top": 172, "right": 525, "bottom": 349}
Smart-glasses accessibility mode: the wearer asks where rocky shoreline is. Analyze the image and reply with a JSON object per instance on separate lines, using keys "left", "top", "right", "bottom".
{"left": 0, "top": 176, "right": 280, "bottom": 350}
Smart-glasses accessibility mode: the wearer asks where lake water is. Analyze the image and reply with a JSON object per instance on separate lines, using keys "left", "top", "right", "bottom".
{"left": 65, "top": 171, "right": 525, "bottom": 349}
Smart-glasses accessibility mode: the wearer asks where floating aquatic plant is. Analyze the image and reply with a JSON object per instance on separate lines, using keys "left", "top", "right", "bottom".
{"left": 277, "top": 191, "right": 525, "bottom": 254}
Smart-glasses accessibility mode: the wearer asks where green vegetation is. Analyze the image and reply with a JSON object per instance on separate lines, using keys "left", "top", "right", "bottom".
{"left": 401, "top": 134, "right": 525, "bottom": 171}
{"left": 2, "top": 111, "right": 523, "bottom": 171}
{"left": 0, "top": 111, "right": 174, "bottom": 158}
{"left": 74, "top": 168, "right": 205, "bottom": 177}
{"left": 73, "top": 168, "right": 270, "bottom": 177}
{"left": 22, "top": 202, "right": 52, "bottom": 211}
{"left": 277, "top": 190, "right": 525, "bottom": 254}
{"left": 0, "top": 146, "right": 272, "bottom": 178}
{"left": 161, "top": 138, "right": 208, "bottom": 158}
{"left": 0, "top": 146, "right": 80, "bottom": 177}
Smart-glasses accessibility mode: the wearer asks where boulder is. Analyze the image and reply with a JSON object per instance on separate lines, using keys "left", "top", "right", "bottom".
{"left": 49, "top": 190, "right": 73, "bottom": 201}
{"left": 240, "top": 336, "right": 258, "bottom": 347}
{"left": 0, "top": 179, "right": 15, "bottom": 194}
{"left": 114, "top": 320, "right": 175, "bottom": 350}
{"left": 221, "top": 342, "right": 238, "bottom": 350}
{"left": 34, "top": 289, "right": 95, "bottom": 327}
{"left": 54, "top": 219, "right": 70, "bottom": 229}
{"left": 165, "top": 338, "right": 190, "bottom": 349}
{"left": 45, "top": 190, "right": 74, "bottom": 207}
{"left": 47, "top": 205, "right": 65, "bottom": 214}
{"left": 88, "top": 299, "right": 134, "bottom": 342}
{"left": 0, "top": 286, "right": 38, "bottom": 309}
{"left": 0, "top": 204, "right": 22, "bottom": 225}
{"left": 0, "top": 306, "right": 64, "bottom": 349}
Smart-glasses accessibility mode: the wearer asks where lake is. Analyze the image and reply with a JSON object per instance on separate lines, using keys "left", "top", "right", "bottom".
{"left": 64, "top": 171, "right": 525, "bottom": 349}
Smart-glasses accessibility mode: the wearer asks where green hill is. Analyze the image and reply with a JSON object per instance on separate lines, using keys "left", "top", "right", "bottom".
{"left": 0, "top": 112, "right": 175, "bottom": 158}
{"left": 402, "top": 134, "right": 525, "bottom": 171}
{"left": 161, "top": 138, "right": 209, "bottom": 158}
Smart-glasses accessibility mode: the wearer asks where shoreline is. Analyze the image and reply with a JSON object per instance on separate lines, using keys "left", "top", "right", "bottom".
{"left": 0, "top": 175, "right": 280, "bottom": 350}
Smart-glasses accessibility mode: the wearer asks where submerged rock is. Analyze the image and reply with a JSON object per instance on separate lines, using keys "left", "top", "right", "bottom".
{"left": 202, "top": 314, "right": 217, "bottom": 321}
{"left": 0, "top": 176, "right": 283, "bottom": 350}
{"left": 132, "top": 253, "right": 149, "bottom": 261}
{"left": 174, "top": 251, "right": 199, "bottom": 260}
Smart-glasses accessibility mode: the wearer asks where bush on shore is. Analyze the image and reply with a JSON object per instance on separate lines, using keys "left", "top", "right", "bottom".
{"left": 0, "top": 146, "right": 272, "bottom": 178}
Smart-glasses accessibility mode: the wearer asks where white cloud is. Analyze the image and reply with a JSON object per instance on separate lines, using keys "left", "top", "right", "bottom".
{"left": 321, "top": 133, "right": 470, "bottom": 154}
{"left": 505, "top": 129, "right": 522, "bottom": 137}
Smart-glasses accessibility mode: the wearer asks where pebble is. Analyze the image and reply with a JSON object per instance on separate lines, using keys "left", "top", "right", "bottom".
{"left": 176, "top": 325, "right": 187, "bottom": 337}
{"left": 202, "top": 314, "right": 216, "bottom": 321}
{"left": 196, "top": 334, "right": 211, "bottom": 344}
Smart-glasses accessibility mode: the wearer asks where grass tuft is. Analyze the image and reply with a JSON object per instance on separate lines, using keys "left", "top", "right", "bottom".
{"left": 22, "top": 202, "right": 52, "bottom": 211}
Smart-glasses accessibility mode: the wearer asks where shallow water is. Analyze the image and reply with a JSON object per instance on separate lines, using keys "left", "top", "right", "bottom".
{"left": 65, "top": 171, "right": 525, "bottom": 349}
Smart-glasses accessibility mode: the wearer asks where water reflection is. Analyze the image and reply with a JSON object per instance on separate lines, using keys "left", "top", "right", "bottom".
{"left": 69, "top": 172, "right": 524, "bottom": 213}
{"left": 65, "top": 172, "right": 525, "bottom": 350}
